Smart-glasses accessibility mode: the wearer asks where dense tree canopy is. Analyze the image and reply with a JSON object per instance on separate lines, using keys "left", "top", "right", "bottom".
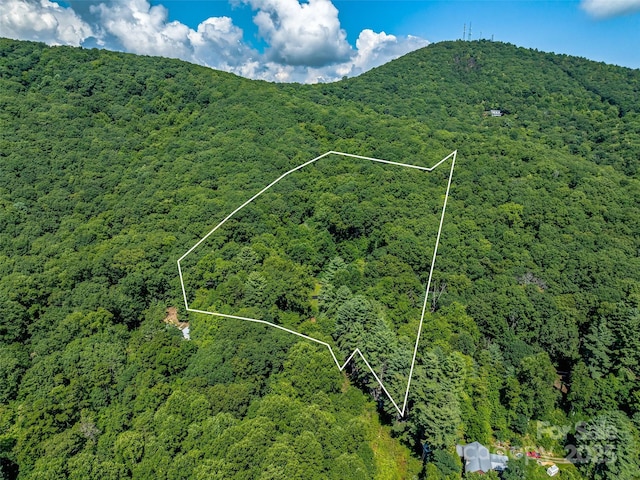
{"left": 1, "top": 38, "right": 639, "bottom": 479}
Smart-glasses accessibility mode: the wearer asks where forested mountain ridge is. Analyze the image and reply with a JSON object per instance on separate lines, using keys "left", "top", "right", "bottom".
{"left": 317, "top": 40, "right": 640, "bottom": 176}
{"left": 1, "top": 38, "right": 639, "bottom": 479}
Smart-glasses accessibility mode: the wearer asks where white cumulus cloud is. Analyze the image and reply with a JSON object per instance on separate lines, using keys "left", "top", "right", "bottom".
{"left": 350, "top": 29, "right": 429, "bottom": 76}
{"left": 295, "top": 29, "right": 429, "bottom": 83}
{"left": 90, "top": 0, "right": 192, "bottom": 58}
{"left": 0, "top": 0, "right": 429, "bottom": 83}
{"left": 243, "top": 0, "right": 353, "bottom": 67}
{"left": 0, "top": 0, "right": 93, "bottom": 46}
{"left": 242, "top": 29, "right": 429, "bottom": 83}
{"left": 581, "top": 0, "right": 640, "bottom": 18}
{"left": 190, "top": 17, "right": 257, "bottom": 71}
{"left": 88, "top": 0, "right": 257, "bottom": 72}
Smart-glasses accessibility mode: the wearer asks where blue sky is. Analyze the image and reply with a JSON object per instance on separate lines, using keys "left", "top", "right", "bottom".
{"left": 1, "top": 0, "right": 638, "bottom": 82}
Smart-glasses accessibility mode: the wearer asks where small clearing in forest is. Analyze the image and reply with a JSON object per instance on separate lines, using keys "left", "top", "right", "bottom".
{"left": 163, "top": 306, "right": 189, "bottom": 330}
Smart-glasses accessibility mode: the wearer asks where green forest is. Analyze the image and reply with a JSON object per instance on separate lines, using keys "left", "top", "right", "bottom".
{"left": 1, "top": 38, "right": 639, "bottom": 479}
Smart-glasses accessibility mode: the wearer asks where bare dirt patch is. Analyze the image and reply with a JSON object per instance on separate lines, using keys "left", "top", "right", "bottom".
{"left": 163, "top": 307, "right": 189, "bottom": 330}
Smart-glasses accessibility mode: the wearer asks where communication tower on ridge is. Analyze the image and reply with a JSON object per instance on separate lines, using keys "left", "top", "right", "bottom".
{"left": 463, "top": 22, "right": 473, "bottom": 41}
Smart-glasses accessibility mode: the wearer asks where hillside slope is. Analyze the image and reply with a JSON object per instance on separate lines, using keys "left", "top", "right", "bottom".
{"left": 1, "top": 38, "right": 639, "bottom": 479}
{"left": 319, "top": 40, "right": 640, "bottom": 176}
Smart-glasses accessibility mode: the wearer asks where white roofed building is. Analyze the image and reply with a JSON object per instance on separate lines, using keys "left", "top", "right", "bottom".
{"left": 456, "top": 441, "right": 509, "bottom": 474}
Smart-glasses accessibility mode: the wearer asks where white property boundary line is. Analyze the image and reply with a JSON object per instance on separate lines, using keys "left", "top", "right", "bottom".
{"left": 177, "top": 150, "right": 457, "bottom": 417}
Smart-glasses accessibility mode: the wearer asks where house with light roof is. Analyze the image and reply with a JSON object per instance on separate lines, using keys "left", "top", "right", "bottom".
{"left": 456, "top": 441, "right": 509, "bottom": 474}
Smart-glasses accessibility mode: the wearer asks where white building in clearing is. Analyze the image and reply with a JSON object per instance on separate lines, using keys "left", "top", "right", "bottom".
{"left": 456, "top": 442, "right": 508, "bottom": 474}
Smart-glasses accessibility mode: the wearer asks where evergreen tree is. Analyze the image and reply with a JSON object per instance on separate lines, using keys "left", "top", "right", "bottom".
{"left": 501, "top": 455, "right": 525, "bottom": 480}
{"left": 575, "top": 411, "right": 639, "bottom": 480}
{"left": 244, "top": 271, "right": 267, "bottom": 307}
{"left": 584, "top": 318, "right": 615, "bottom": 378}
